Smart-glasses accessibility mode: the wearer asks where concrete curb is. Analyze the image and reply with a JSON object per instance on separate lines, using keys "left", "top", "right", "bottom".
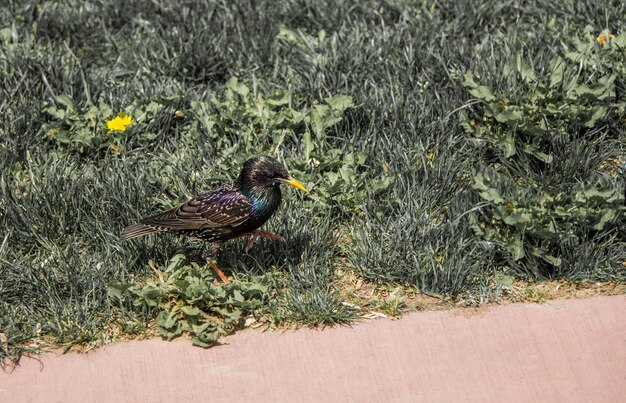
{"left": 2, "top": 295, "right": 624, "bottom": 402}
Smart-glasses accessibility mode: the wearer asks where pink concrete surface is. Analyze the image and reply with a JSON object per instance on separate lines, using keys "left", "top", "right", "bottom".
{"left": 1, "top": 295, "right": 625, "bottom": 403}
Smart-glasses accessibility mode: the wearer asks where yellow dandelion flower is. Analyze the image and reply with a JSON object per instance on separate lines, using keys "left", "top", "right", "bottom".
{"left": 597, "top": 32, "right": 615, "bottom": 46}
{"left": 106, "top": 113, "right": 133, "bottom": 132}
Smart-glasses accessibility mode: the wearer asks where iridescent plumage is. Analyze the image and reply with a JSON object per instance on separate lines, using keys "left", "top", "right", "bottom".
{"left": 121, "top": 156, "right": 307, "bottom": 281}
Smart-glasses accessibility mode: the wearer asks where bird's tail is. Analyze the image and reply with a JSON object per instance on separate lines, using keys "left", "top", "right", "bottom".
{"left": 120, "top": 223, "right": 160, "bottom": 240}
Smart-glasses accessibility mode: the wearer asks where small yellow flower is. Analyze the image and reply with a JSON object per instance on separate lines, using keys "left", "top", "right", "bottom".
{"left": 106, "top": 113, "right": 133, "bottom": 132}
{"left": 597, "top": 32, "right": 615, "bottom": 46}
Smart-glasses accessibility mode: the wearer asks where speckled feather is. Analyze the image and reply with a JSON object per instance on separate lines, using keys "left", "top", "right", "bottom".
{"left": 120, "top": 156, "right": 290, "bottom": 254}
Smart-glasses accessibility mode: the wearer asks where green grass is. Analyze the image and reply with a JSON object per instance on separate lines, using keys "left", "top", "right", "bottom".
{"left": 1, "top": 0, "right": 625, "bottom": 364}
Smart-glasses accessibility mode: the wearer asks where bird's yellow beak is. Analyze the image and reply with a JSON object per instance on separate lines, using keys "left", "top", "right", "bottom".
{"left": 281, "top": 176, "right": 308, "bottom": 193}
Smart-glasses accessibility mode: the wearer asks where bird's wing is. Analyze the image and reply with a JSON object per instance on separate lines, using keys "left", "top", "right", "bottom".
{"left": 140, "top": 185, "right": 253, "bottom": 230}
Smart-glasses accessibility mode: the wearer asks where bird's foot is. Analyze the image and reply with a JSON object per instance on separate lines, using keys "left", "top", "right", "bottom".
{"left": 148, "top": 259, "right": 166, "bottom": 283}
{"left": 207, "top": 260, "right": 231, "bottom": 285}
{"left": 239, "top": 230, "right": 285, "bottom": 252}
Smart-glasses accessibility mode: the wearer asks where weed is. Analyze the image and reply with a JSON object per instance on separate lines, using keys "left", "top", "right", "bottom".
{"left": 1, "top": 0, "right": 624, "bottom": 364}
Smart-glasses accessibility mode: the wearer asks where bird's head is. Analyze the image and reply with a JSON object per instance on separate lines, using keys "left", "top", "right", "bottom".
{"left": 238, "top": 156, "right": 308, "bottom": 195}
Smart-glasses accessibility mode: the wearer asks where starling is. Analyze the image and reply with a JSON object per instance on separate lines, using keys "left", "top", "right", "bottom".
{"left": 121, "top": 156, "right": 308, "bottom": 283}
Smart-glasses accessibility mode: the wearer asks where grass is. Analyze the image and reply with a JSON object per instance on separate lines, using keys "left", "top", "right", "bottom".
{"left": 1, "top": 0, "right": 625, "bottom": 364}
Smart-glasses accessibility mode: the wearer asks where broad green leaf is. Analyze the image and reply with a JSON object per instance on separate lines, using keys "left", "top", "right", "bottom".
{"left": 581, "top": 186, "right": 619, "bottom": 203}
{"left": 478, "top": 188, "right": 505, "bottom": 203}
{"left": 472, "top": 172, "right": 490, "bottom": 191}
{"left": 158, "top": 309, "right": 179, "bottom": 330}
{"left": 157, "top": 322, "right": 185, "bottom": 340}
{"left": 462, "top": 71, "right": 478, "bottom": 87}
{"left": 186, "top": 281, "right": 209, "bottom": 300}
{"left": 494, "top": 108, "right": 523, "bottom": 124}
{"left": 181, "top": 306, "right": 203, "bottom": 317}
{"left": 585, "top": 106, "right": 607, "bottom": 128}
{"left": 166, "top": 254, "right": 187, "bottom": 272}
{"left": 462, "top": 72, "right": 496, "bottom": 101}
{"left": 369, "top": 176, "right": 394, "bottom": 195}
{"left": 468, "top": 214, "right": 485, "bottom": 236}
{"left": 232, "top": 290, "right": 245, "bottom": 303}
{"left": 473, "top": 173, "right": 505, "bottom": 203}
{"left": 245, "top": 283, "right": 269, "bottom": 294}
{"left": 591, "top": 74, "right": 615, "bottom": 99}
{"left": 225, "top": 77, "right": 250, "bottom": 97}
{"left": 309, "top": 104, "right": 341, "bottom": 136}
{"left": 530, "top": 247, "right": 562, "bottom": 267}
{"left": 107, "top": 282, "right": 131, "bottom": 300}
{"left": 503, "top": 209, "right": 532, "bottom": 226}
{"left": 139, "top": 286, "right": 162, "bottom": 307}
{"left": 339, "top": 163, "right": 353, "bottom": 182}
{"left": 267, "top": 89, "right": 290, "bottom": 106}
{"left": 192, "top": 322, "right": 211, "bottom": 334}
{"left": 458, "top": 111, "right": 475, "bottom": 134}
{"left": 498, "top": 134, "right": 516, "bottom": 157}
{"left": 521, "top": 124, "right": 547, "bottom": 138}
{"left": 56, "top": 95, "right": 76, "bottom": 114}
{"left": 228, "top": 309, "right": 242, "bottom": 322}
{"left": 517, "top": 54, "right": 536, "bottom": 83}
{"left": 324, "top": 95, "right": 354, "bottom": 112}
{"left": 505, "top": 235, "right": 525, "bottom": 260}
{"left": 192, "top": 334, "right": 218, "bottom": 348}
{"left": 284, "top": 109, "right": 304, "bottom": 124}
{"left": 548, "top": 56, "right": 565, "bottom": 88}
{"left": 469, "top": 86, "right": 496, "bottom": 101}
{"left": 574, "top": 75, "right": 614, "bottom": 98}
{"left": 523, "top": 144, "right": 553, "bottom": 164}
{"left": 44, "top": 106, "right": 67, "bottom": 120}
{"left": 206, "top": 283, "right": 227, "bottom": 299}
{"left": 592, "top": 209, "right": 617, "bottom": 230}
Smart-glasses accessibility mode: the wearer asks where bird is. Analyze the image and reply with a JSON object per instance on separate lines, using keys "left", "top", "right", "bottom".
{"left": 121, "top": 156, "right": 308, "bottom": 284}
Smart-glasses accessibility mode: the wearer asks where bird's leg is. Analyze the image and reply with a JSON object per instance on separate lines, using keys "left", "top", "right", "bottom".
{"left": 209, "top": 261, "right": 231, "bottom": 285}
{"left": 148, "top": 259, "right": 166, "bottom": 283}
{"left": 244, "top": 234, "right": 258, "bottom": 252}
{"left": 237, "top": 230, "right": 285, "bottom": 252}
{"left": 203, "top": 243, "right": 230, "bottom": 285}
